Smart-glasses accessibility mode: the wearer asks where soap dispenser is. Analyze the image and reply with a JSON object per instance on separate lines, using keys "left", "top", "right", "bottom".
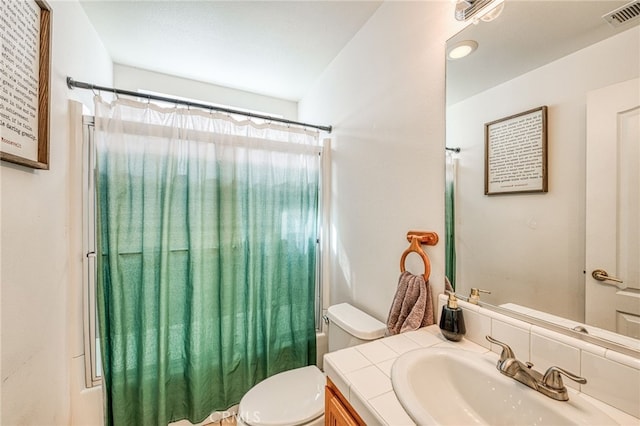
{"left": 469, "top": 288, "right": 491, "bottom": 305}
{"left": 439, "top": 292, "right": 466, "bottom": 341}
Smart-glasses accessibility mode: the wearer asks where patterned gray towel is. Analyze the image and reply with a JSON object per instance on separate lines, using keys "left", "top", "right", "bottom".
{"left": 386, "top": 271, "right": 434, "bottom": 335}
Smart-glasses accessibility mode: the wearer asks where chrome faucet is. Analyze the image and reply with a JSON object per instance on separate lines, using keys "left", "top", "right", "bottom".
{"left": 485, "top": 335, "right": 587, "bottom": 401}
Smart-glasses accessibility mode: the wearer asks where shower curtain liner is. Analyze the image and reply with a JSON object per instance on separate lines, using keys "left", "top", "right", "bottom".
{"left": 94, "top": 95, "right": 320, "bottom": 426}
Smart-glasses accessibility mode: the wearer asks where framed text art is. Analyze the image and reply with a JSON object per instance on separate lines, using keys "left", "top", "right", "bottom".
{"left": 484, "top": 106, "right": 548, "bottom": 195}
{"left": 0, "top": 0, "right": 51, "bottom": 169}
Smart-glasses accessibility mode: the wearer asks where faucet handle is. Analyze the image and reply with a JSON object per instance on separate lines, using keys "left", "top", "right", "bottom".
{"left": 542, "top": 366, "right": 587, "bottom": 390}
{"left": 485, "top": 335, "right": 515, "bottom": 362}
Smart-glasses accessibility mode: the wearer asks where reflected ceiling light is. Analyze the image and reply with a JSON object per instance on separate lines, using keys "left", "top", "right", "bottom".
{"left": 447, "top": 40, "right": 478, "bottom": 60}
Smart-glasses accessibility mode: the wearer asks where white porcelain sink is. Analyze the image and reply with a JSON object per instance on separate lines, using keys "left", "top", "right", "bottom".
{"left": 391, "top": 347, "right": 617, "bottom": 425}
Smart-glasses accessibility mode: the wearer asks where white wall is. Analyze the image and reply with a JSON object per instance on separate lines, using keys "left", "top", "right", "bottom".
{"left": 0, "top": 1, "right": 112, "bottom": 424}
{"left": 300, "top": 1, "right": 464, "bottom": 323}
{"left": 113, "top": 65, "right": 298, "bottom": 120}
{"left": 448, "top": 27, "right": 639, "bottom": 322}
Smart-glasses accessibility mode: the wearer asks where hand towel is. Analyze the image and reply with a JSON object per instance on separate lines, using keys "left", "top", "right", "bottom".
{"left": 445, "top": 276, "right": 454, "bottom": 293}
{"left": 386, "top": 271, "right": 435, "bottom": 335}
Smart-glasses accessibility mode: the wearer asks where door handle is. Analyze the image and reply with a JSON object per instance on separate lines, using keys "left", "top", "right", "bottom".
{"left": 591, "top": 269, "right": 626, "bottom": 289}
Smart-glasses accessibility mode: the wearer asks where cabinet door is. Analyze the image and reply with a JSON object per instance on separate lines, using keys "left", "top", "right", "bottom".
{"left": 325, "top": 389, "right": 359, "bottom": 426}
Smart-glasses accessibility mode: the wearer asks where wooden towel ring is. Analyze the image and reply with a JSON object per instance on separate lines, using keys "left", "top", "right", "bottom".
{"left": 399, "top": 231, "right": 438, "bottom": 281}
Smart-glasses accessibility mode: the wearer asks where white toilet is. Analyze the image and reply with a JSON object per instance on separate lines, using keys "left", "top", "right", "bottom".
{"left": 236, "top": 303, "right": 386, "bottom": 426}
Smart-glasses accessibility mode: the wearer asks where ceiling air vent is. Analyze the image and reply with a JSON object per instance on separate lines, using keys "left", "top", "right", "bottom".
{"left": 603, "top": 0, "right": 640, "bottom": 27}
{"left": 455, "top": 0, "right": 495, "bottom": 21}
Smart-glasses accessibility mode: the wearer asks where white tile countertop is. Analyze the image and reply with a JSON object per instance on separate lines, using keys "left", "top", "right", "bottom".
{"left": 322, "top": 325, "right": 639, "bottom": 426}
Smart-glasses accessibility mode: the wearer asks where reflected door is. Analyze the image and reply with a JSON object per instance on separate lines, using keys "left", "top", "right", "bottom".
{"left": 585, "top": 78, "right": 640, "bottom": 338}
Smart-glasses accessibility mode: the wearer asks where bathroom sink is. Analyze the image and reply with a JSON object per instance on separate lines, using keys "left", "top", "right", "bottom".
{"left": 391, "top": 347, "right": 617, "bottom": 425}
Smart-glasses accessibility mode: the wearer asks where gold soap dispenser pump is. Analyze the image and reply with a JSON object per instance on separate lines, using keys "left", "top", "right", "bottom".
{"left": 439, "top": 292, "right": 466, "bottom": 341}
{"left": 469, "top": 288, "right": 491, "bottom": 305}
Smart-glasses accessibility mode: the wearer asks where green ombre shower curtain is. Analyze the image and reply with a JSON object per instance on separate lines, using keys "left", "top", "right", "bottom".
{"left": 94, "top": 97, "right": 320, "bottom": 426}
{"left": 445, "top": 151, "right": 457, "bottom": 289}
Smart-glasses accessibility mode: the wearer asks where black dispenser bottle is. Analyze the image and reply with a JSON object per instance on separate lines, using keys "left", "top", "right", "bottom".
{"left": 439, "top": 292, "right": 466, "bottom": 341}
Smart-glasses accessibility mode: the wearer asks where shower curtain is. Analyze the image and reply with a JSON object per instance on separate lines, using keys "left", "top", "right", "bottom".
{"left": 94, "top": 96, "right": 320, "bottom": 426}
{"left": 445, "top": 151, "right": 457, "bottom": 289}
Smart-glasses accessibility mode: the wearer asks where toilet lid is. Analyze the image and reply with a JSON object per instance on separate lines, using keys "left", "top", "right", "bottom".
{"left": 327, "top": 303, "right": 386, "bottom": 340}
{"left": 238, "top": 366, "right": 325, "bottom": 426}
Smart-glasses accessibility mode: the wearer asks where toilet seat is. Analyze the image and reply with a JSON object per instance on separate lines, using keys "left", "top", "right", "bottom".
{"left": 237, "top": 365, "right": 325, "bottom": 426}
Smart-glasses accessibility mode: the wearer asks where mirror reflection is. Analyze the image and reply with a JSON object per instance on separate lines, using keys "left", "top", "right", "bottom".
{"left": 445, "top": 1, "right": 639, "bottom": 349}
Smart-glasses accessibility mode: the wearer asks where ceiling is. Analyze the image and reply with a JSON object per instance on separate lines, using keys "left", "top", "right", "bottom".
{"left": 80, "top": 1, "right": 637, "bottom": 104}
{"left": 446, "top": 0, "right": 635, "bottom": 104}
{"left": 79, "top": 1, "right": 383, "bottom": 101}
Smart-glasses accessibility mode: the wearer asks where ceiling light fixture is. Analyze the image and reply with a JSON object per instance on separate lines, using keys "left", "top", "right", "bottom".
{"left": 479, "top": 0, "right": 504, "bottom": 22}
{"left": 447, "top": 40, "right": 478, "bottom": 60}
{"left": 455, "top": 0, "right": 504, "bottom": 23}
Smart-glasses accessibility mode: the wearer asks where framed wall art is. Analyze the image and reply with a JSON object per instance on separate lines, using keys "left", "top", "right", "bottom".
{"left": 485, "top": 106, "right": 548, "bottom": 195}
{"left": 0, "top": 0, "right": 51, "bottom": 169}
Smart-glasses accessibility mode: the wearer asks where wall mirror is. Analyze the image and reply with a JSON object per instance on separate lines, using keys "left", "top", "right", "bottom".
{"left": 445, "top": 0, "right": 639, "bottom": 354}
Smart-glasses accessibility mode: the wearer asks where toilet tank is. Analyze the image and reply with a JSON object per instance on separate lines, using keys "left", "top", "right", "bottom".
{"left": 327, "top": 303, "right": 386, "bottom": 352}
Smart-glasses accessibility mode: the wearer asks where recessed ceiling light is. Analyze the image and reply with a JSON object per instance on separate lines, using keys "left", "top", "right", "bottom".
{"left": 447, "top": 40, "right": 478, "bottom": 60}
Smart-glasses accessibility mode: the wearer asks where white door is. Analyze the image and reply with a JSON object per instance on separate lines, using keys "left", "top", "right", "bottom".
{"left": 585, "top": 78, "right": 640, "bottom": 339}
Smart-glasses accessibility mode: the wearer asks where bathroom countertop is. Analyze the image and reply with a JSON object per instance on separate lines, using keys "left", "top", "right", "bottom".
{"left": 323, "top": 325, "right": 489, "bottom": 425}
{"left": 323, "top": 324, "right": 638, "bottom": 426}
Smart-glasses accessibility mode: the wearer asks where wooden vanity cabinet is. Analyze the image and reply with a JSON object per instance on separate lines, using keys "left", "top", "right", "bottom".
{"left": 325, "top": 377, "right": 365, "bottom": 426}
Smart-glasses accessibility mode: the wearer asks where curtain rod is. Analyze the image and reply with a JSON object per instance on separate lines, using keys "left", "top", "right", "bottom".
{"left": 66, "top": 77, "right": 332, "bottom": 133}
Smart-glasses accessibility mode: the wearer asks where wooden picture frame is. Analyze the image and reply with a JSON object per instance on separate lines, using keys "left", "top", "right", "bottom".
{"left": 0, "top": 0, "right": 51, "bottom": 170}
{"left": 484, "top": 106, "right": 548, "bottom": 195}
